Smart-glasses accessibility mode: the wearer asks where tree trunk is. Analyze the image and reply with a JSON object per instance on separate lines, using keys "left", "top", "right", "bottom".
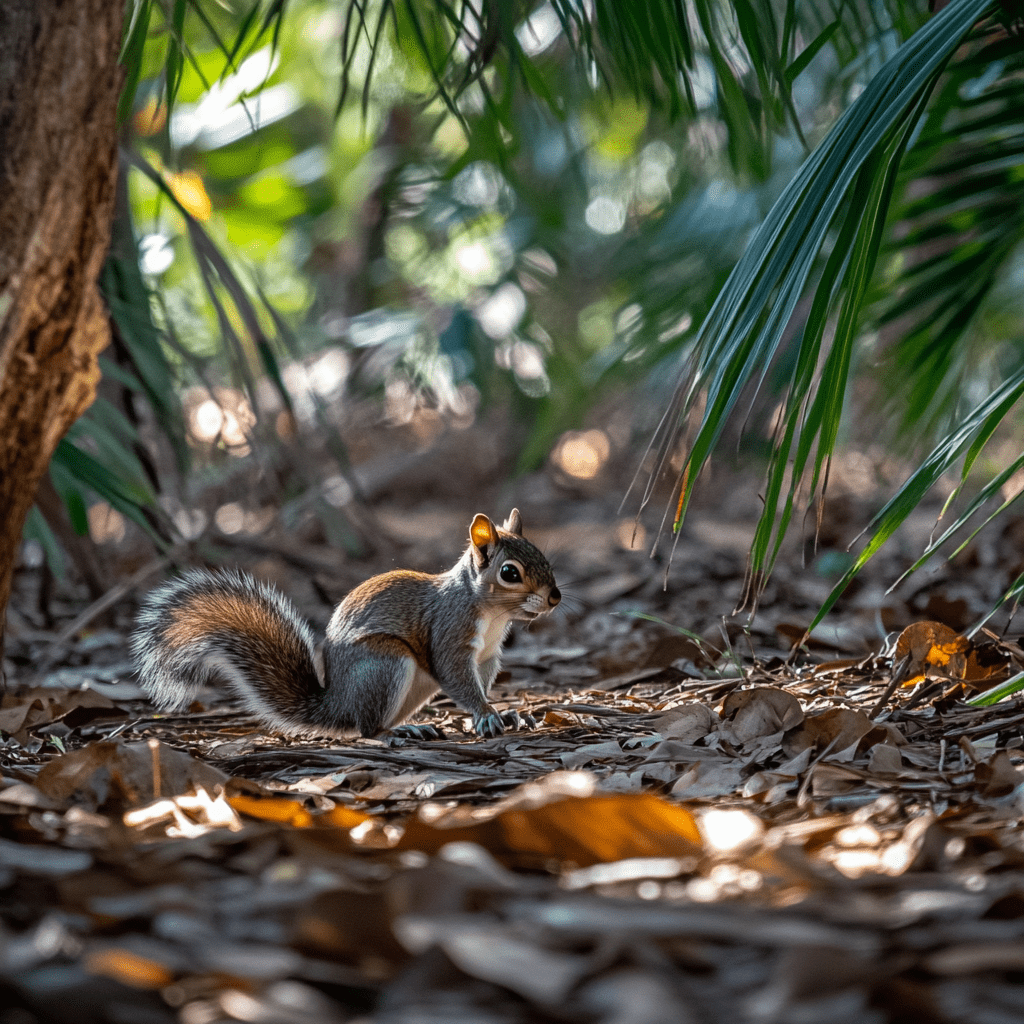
{"left": 0, "top": 1, "right": 122, "bottom": 668}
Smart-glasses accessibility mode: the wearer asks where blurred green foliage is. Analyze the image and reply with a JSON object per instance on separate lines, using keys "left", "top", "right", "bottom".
{"left": 30, "top": 0, "right": 1024, "bottom": 626}
{"left": 109, "top": 0, "right": 868, "bottom": 462}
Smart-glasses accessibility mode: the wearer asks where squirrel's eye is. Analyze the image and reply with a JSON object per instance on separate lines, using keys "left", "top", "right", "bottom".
{"left": 499, "top": 562, "right": 522, "bottom": 584}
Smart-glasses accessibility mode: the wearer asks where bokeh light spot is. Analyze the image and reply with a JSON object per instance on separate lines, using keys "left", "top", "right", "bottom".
{"left": 553, "top": 429, "right": 611, "bottom": 480}
{"left": 88, "top": 503, "right": 126, "bottom": 545}
{"left": 215, "top": 503, "right": 245, "bottom": 534}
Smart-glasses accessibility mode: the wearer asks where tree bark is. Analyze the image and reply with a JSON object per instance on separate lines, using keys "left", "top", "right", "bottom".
{"left": 0, "top": 1, "right": 122, "bottom": 666}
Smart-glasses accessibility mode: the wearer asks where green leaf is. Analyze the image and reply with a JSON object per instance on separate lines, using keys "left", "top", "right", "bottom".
{"left": 118, "top": 0, "right": 154, "bottom": 124}
{"left": 50, "top": 441, "right": 162, "bottom": 542}
{"left": 785, "top": 17, "right": 841, "bottom": 84}
{"left": 635, "top": 0, "right": 996, "bottom": 563}
{"left": 808, "top": 354, "right": 1024, "bottom": 631}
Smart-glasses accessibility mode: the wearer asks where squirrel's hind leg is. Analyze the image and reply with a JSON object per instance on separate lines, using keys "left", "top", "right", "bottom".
{"left": 323, "top": 643, "right": 440, "bottom": 737}
{"left": 385, "top": 664, "right": 442, "bottom": 731}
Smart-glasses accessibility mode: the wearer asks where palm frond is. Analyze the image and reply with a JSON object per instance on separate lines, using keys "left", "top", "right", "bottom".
{"left": 323, "top": 0, "right": 913, "bottom": 178}
{"left": 632, "top": 0, "right": 997, "bottom": 594}
{"left": 809, "top": 355, "right": 1024, "bottom": 631}
{"left": 874, "top": 30, "right": 1024, "bottom": 433}
{"left": 119, "top": 0, "right": 156, "bottom": 124}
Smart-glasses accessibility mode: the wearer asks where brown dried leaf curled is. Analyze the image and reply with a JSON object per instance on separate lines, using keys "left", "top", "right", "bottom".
{"left": 894, "top": 621, "right": 967, "bottom": 686}
{"left": 974, "top": 751, "right": 1024, "bottom": 798}
{"left": 0, "top": 687, "right": 121, "bottom": 745}
{"left": 893, "top": 621, "right": 1012, "bottom": 691}
{"left": 783, "top": 708, "right": 876, "bottom": 760}
{"left": 650, "top": 704, "right": 717, "bottom": 743}
{"left": 722, "top": 687, "right": 804, "bottom": 743}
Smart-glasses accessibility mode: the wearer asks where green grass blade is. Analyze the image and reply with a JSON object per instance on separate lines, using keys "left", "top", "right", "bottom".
{"left": 968, "top": 672, "right": 1024, "bottom": 707}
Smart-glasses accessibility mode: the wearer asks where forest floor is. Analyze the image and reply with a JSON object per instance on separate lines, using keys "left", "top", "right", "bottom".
{"left": 4, "top": 423, "right": 1024, "bottom": 1024}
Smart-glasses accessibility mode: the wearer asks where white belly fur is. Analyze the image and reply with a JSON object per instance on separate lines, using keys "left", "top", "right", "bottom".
{"left": 471, "top": 608, "right": 512, "bottom": 664}
{"left": 387, "top": 658, "right": 441, "bottom": 726}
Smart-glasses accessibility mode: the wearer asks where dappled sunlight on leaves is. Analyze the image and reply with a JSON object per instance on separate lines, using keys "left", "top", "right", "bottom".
{"left": 398, "top": 784, "right": 703, "bottom": 868}
{"left": 12, "top": 493, "right": 1024, "bottom": 1019}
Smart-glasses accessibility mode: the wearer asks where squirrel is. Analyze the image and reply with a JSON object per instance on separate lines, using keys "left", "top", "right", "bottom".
{"left": 130, "top": 509, "right": 560, "bottom": 740}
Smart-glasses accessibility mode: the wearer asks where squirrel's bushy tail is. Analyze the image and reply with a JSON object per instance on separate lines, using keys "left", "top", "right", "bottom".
{"left": 131, "top": 568, "right": 325, "bottom": 734}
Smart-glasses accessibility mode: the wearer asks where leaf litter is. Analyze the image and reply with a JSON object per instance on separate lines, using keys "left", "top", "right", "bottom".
{"left": 8, "top": 506, "right": 1024, "bottom": 1021}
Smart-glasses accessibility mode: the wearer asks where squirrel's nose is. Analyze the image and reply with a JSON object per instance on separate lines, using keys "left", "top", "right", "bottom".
{"left": 548, "top": 586, "right": 561, "bottom": 606}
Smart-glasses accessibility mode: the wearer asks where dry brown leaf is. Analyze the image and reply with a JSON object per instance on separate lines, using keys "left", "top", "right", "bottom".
{"left": 782, "top": 708, "right": 876, "bottom": 760}
{"left": 808, "top": 763, "right": 864, "bottom": 796}
{"left": 974, "top": 751, "right": 1024, "bottom": 798}
{"left": 544, "top": 710, "right": 579, "bottom": 727}
{"left": 35, "top": 741, "right": 230, "bottom": 811}
{"left": 671, "top": 763, "right": 746, "bottom": 799}
{"left": 722, "top": 687, "right": 804, "bottom": 743}
{"left": 348, "top": 772, "right": 437, "bottom": 801}
{"left": 866, "top": 743, "right": 904, "bottom": 774}
{"left": 559, "top": 740, "right": 627, "bottom": 770}
{"left": 961, "top": 641, "right": 1013, "bottom": 690}
{"left": 894, "top": 621, "right": 966, "bottom": 686}
{"left": 397, "top": 791, "right": 702, "bottom": 867}
{"left": 0, "top": 687, "right": 121, "bottom": 744}
{"left": 650, "top": 704, "right": 716, "bottom": 743}
{"left": 893, "top": 622, "right": 1012, "bottom": 691}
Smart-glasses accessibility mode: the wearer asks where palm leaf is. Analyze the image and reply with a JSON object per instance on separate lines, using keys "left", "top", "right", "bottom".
{"left": 119, "top": 0, "right": 155, "bottom": 124}
{"left": 808, "top": 357, "right": 1024, "bottom": 631}
{"left": 326, "top": 0, "right": 889, "bottom": 178}
{"left": 49, "top": 440, "right": 163, "bottom": 543}
{"left": 631, "top": 0, "right": 997, "bottom": 591}
{"left": 873, "top": 30, "right": 1024, "bottom": 434}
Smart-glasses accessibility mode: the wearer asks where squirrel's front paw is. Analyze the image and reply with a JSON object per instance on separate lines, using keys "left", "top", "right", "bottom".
{"left": 473, "top": 709, "right": 506, "bottom": 738}
{"left": 386, "top": 723, "right": 445, "bottom": 742}
{"left": 500, "top": 709, "right": 536, "bottom": 731}
{"left": 473, "top": 709, "right": 534, "bottom": 738}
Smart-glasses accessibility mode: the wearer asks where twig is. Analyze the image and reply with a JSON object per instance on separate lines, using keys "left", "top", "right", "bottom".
{"left": 47, "top": 554, "right": 170, "bottom": 651}
{"left": 869, "top": 653, "right": 910, "bottom": 719}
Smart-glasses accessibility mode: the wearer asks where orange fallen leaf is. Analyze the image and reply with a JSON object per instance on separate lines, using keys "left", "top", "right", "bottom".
{"left": 397, "top": 792, "right": 702, "bottom": 868}
{"left": 228, "top": 794, "right": 370, "bottom": 831}
{"left": 229, "top": 794, "right": 315, "bottom": 828}
{"left": 895, "top": 621, "right": 963, "bottom": 683}
{"left": 893, "top": 621, "right": 1011, "bottom": 690}
{"left": 544, "top": 711, "right": 578, "bottom": 727}
{"left": 85, "top": 948, "right": 174, "bottom": 989}
{"left": 322, "top": 804, "right": 372, "bottom": 829}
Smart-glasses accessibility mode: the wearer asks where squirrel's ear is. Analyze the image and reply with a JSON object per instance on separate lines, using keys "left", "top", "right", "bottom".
{"left": 503, "top": 508, "right": 523, "bottom": 536}
{"left": 470, "top": 513, "right": 498, "bottom": 568}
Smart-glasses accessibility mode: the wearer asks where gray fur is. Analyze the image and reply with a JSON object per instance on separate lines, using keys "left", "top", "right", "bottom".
{"left": 131, "top": 568, "right": 330, "bottom": 732}
{"left": 131, "top": 512, "right": 559, "bottom": 739}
